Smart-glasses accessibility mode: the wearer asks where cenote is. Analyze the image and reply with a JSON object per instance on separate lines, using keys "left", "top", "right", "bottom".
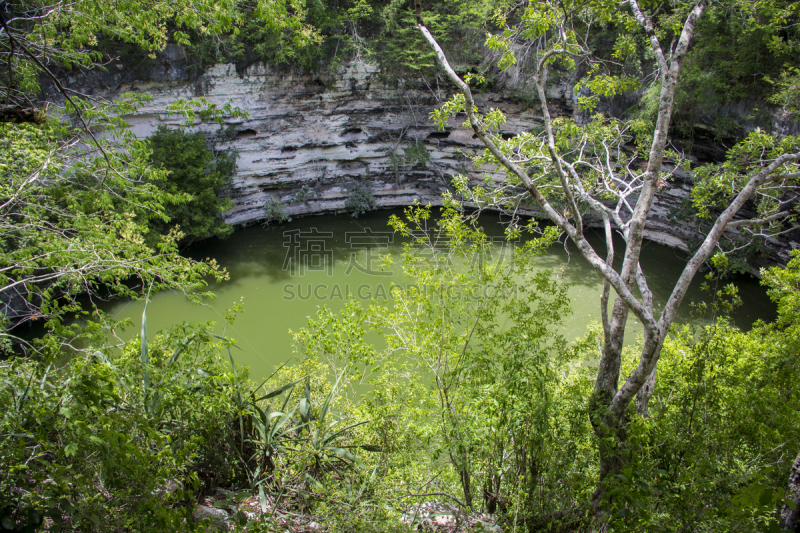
{"left": 100, "top": 208, "right": 776, "bottom": 382}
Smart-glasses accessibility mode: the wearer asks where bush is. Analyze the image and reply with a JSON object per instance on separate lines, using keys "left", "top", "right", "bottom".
{"left": 404, "top": 139, "right": 430, "bottom": 166}
{"left": 291, "top": 206, "right": 575, "bottom": 520}
{"left": 0, "top": 304, "right": 380, "bottom": 531}
{"left": 147, "top": 126, "right": 236, "bottom": 243}
{"left": 264, "top": 196, "right": 288, "bottom": 224}
{"left": 345, "top": 179, "right": 376, "bottom": 218}
{"left": 0, "top": 318, "right": 246, "bottom": 532}
{"left": 283, "top": 206, "right": 800, "bottom": 532}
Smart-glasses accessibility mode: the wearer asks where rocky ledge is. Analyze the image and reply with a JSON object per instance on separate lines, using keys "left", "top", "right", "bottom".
{"left": 93, "top": 53, "right": 797, "bottom": 270}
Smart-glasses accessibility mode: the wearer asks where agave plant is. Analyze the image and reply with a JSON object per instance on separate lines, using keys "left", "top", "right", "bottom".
{"left": 297, "top": 374, "right": 377, "bottom": 486}
{"left": 140, "top": 300, "right": 381, "bottom": 514}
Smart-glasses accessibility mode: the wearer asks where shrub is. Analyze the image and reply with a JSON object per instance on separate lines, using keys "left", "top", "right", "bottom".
{"left": 404, "top": 139, "right": 431, "bottom": 166}
{"left": 290, "top": 184, "right": 316, "bottom": 204}
{"left": 264, "top": 196, "right": 288, "bottom": 224}
{"left": 147, "top": 126, "right": 236, "bottom": 243}
{"left": 345, "top": 179, "right": 376, "bottom": 218}
{"left": 0, "top": 318, "right": 245, "bottom": 532}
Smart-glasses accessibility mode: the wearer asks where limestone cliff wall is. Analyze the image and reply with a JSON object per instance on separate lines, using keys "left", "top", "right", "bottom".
{"left": 96, "top": 54, "right": 797, "bottom": 268}
{"left": 116, "top": 60, "right": 551, "bottom": 223}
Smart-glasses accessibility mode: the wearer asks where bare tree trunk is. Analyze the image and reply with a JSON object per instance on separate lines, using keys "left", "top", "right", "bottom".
{"left": 782, "top": 450, "right": 800, "bottom": 532}
{"left": 635, "top": 366, "right": 658, "bottom": 417}
{"left": 585, "top": 4, "right": 706, "bottom": 500}
{"left": 414, "top": 0, "right": 800, "bottom": 516}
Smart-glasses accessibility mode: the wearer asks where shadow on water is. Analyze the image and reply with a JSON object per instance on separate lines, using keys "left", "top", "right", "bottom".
{"left": 191, "top": 212, "right": 402, "bottom": 287}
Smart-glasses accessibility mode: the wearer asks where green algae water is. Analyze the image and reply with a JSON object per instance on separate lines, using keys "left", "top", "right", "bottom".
{"left": 102, "top": 209, "right": 776, "bottom": 381}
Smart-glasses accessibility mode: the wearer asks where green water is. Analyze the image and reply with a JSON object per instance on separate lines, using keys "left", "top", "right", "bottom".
{"left": 102, "top": 209, "right": 776, "bottom": 381}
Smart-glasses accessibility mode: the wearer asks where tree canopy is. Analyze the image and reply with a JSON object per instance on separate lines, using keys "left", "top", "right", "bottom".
{"left": 0, "top": 0, "right": 799, "bottom": 530}
{"left": 0, "top": 0, "right": 257, "bottom": 333}
{"left": 146, "top": 126, "right": 236, "bottom": 244}
{"left": 414, "top": 0, "right": 800, "bottom": 515}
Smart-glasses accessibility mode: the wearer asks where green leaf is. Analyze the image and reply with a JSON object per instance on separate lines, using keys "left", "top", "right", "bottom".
{"left": 319, "top": 372, "right": 344, "bottom": 426}
{"left": 227, "top": 347, "right": 237, "bottom": 377}
{"left": 253, "top": 375, "right": 307, "bottom": 402}
{"left": 299, "top": 389, "right": 311, "bottom": 424}
{"left": 141, "top": 285, "right": 152, "bottom": 397}
{"left": 252, "top": 355, "right": 295, "bottom": 390}
{"left": 64, "top": 443, "right": 78, "bottom": 457}
{"left": 270, "top": 406, "right": 298, "bottom": 440}
{"left": 258, "top": 485, "right": 268, "bottom": 514}
{"left": 326, "top": 446, "right": 356, "bottom": 463}
{"left": 303, "top": 473, "right": 324, "bottom": 491}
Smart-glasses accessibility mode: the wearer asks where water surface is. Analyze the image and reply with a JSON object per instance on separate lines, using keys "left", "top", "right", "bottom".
{"left": 103, "top": 209, "right": 776, "bottom": 381}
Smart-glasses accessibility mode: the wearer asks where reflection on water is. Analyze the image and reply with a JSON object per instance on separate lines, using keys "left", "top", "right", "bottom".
{"left": 102, "top": 208, "right": 777, "bottom": 381}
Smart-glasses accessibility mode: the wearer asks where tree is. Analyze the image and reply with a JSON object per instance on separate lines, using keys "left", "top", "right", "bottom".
{"left": 414, "top": 0, "right": 800, "bottom": 508}
{"left": 0, "top": 108, "right": 228, "bottom": 334}
{"left": 0, "top": 0, "right": 292, "bottom": 334}
{"left": 147, "top": 126, "right": 236, "bottom": 243}
{"left": 290, "top": 204, "right": 575, "bottom": 519}
{"left": 759, "top": 249, "right": 800, "bottom": 531}
{"left": 345, "top": 178, "right": 377, "bottom": 217}
{"left": 382, "top": 206, "right": 570, "bottom": 511}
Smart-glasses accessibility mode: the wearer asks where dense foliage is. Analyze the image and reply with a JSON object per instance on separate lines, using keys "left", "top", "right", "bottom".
{"left": 0, "top": 108, "right": 226, "bottom": 332}
{"left": 0, "top": 0, "right": 251, "bottom": 332}
{"left": 416, "top": 0, "right": 800, "bottom": 528}
{"left": 184, "top": 0, "right": 490, "bottom": 80}
{"left": 344, "top": 179, "right": 376, "bottom": 217}
{"left": 669, "top": 0, "right": 800, "bottom": 134}
{"left": 278, "top": 206, "right": 800, "bottom": 532}
{"left": 147, "top": 126, "right": 236, "bottom": 243}
{"left": 179, "top": 0, "right": 800, "bottom": 137}
{"left": 0, "top": 314, "right": 246, "bottom": 531}
{"left": 1, "top": 0, "right": 799, "bottom": 531}
{"left": 1, "top": 206, "right": 798, "bottom": 532}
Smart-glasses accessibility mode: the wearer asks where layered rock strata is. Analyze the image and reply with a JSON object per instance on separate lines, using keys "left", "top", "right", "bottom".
{"left": 96, "top": 56, "right": 796, "bottom": 269}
